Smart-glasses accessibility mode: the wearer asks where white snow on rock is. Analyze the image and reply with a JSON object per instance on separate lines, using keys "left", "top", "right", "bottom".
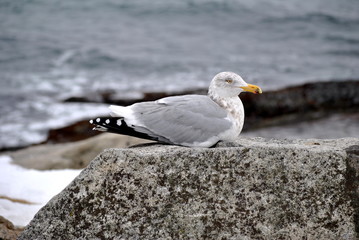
{"left": 0, "top": 155, "right": 81, "bottom": 227}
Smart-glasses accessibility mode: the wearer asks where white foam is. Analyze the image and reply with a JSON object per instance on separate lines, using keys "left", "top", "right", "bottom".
{"left": 0, "top": 102, "right": 110, "bottom": 149}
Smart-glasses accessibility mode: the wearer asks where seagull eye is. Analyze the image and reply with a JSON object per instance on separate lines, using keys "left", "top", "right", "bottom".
{"left": 225, "top": 79, "right": 233, "bottom": 84}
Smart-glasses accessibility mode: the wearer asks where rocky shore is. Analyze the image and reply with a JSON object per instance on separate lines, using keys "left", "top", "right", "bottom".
{"left": 0, "top": 216, "right": 23, "bottom": 240}
{"left": 18, "top": 138, "right": 359, "bottom": 239}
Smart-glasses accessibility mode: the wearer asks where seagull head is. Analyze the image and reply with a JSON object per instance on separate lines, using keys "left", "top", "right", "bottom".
{"left": 209, "top": 72, "right": 262, "bottom": 98}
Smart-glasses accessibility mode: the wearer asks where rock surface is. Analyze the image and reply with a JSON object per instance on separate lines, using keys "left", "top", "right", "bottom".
{"left": 0, "top": 216, "right": 23, "bottom": 240}
{"left": 10, "top": 133, "right": 151, "bottom": 170}
{"left": 19, "top": 138, "right": 359, "bottom": 239}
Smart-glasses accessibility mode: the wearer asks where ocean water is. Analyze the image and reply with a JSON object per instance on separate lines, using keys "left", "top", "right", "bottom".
{"left": 1, "top": 0, "right": 359, "bottom": 149}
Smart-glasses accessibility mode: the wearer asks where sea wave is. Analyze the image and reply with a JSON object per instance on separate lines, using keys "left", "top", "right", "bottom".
{"left": 53, "top": 48, "right": 119, "bottom": 69}
{"left": 324, "top": 35, "right": 359, "bottom": 45}
{"left": 265, "top": 12, "right": 359, "bottom": 28}
{"left": 103, "top": 0, "right": 248, "bottom": 15}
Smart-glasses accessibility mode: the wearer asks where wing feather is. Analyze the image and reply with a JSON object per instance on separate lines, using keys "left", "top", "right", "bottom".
{"left": 130, "top": 95, "right": 232, "bottom": 145}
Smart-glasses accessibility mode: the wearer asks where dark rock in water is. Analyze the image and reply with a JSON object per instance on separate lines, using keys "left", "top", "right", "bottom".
{"left": 63, "top": 88, "right": 207, "bottom": 106}
{"left": 241, "top": 80, "right": 359, "bottom": 130}
{"left": 63, "top": 80, "right": 359, "bottom": 116}
{"left": 45, "top": 120, "right": 102, "bottom": 144}
{"left": 63, "top": 89, "right": 117, "bottom": 103}
{"left": 18, "top": 138, "right": 359, "bottom": 239}
{"left": 0, "top": 216, "right": 23, "bottom": 240}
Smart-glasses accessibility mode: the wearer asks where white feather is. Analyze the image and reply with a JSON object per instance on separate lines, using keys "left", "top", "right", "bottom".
{"left": 109, "top": 105, "right": 142, "bottom": 126}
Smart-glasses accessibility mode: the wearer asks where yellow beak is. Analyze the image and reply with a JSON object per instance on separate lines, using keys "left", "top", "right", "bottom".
{"left": 240, "top": 83, "right": 262, "bottom": 94}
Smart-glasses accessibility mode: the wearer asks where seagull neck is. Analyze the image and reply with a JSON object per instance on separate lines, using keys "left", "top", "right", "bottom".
{"left": 208, "top": 91, "right": 239, "bottom": 108}
{"left": 209, "top": 90, "right": 244, "bottom": 135}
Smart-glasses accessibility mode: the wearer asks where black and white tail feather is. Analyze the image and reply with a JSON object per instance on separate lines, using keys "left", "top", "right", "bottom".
{"left": 89, "top": 117, "right": 166, "bottom": 142}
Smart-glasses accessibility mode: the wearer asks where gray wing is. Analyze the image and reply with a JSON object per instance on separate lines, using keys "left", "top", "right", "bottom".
{"left": 131, "top": 95, "right": 232, "bottom": 146}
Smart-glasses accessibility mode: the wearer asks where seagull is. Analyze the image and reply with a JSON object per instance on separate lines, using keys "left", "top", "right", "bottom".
{"left": 90, "top": 72, "right": 262, "bottom": 147}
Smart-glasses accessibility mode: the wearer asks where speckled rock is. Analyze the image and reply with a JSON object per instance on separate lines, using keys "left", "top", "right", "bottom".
{"left": 19, "top": 138, "right": 359, "bottom": 240}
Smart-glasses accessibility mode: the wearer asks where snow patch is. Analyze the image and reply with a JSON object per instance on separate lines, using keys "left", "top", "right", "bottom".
{"left": 0, "top": 155, "right": 81, "bottom": 227}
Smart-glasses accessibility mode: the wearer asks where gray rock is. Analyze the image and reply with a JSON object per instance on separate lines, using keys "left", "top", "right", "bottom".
{"left": 19, "top": 138, "right": 359, "bottom": 239}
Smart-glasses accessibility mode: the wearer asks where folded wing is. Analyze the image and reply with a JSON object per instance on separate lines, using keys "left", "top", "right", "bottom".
{"left": 90, "top": 95, "right": 233, "bottom": 147}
